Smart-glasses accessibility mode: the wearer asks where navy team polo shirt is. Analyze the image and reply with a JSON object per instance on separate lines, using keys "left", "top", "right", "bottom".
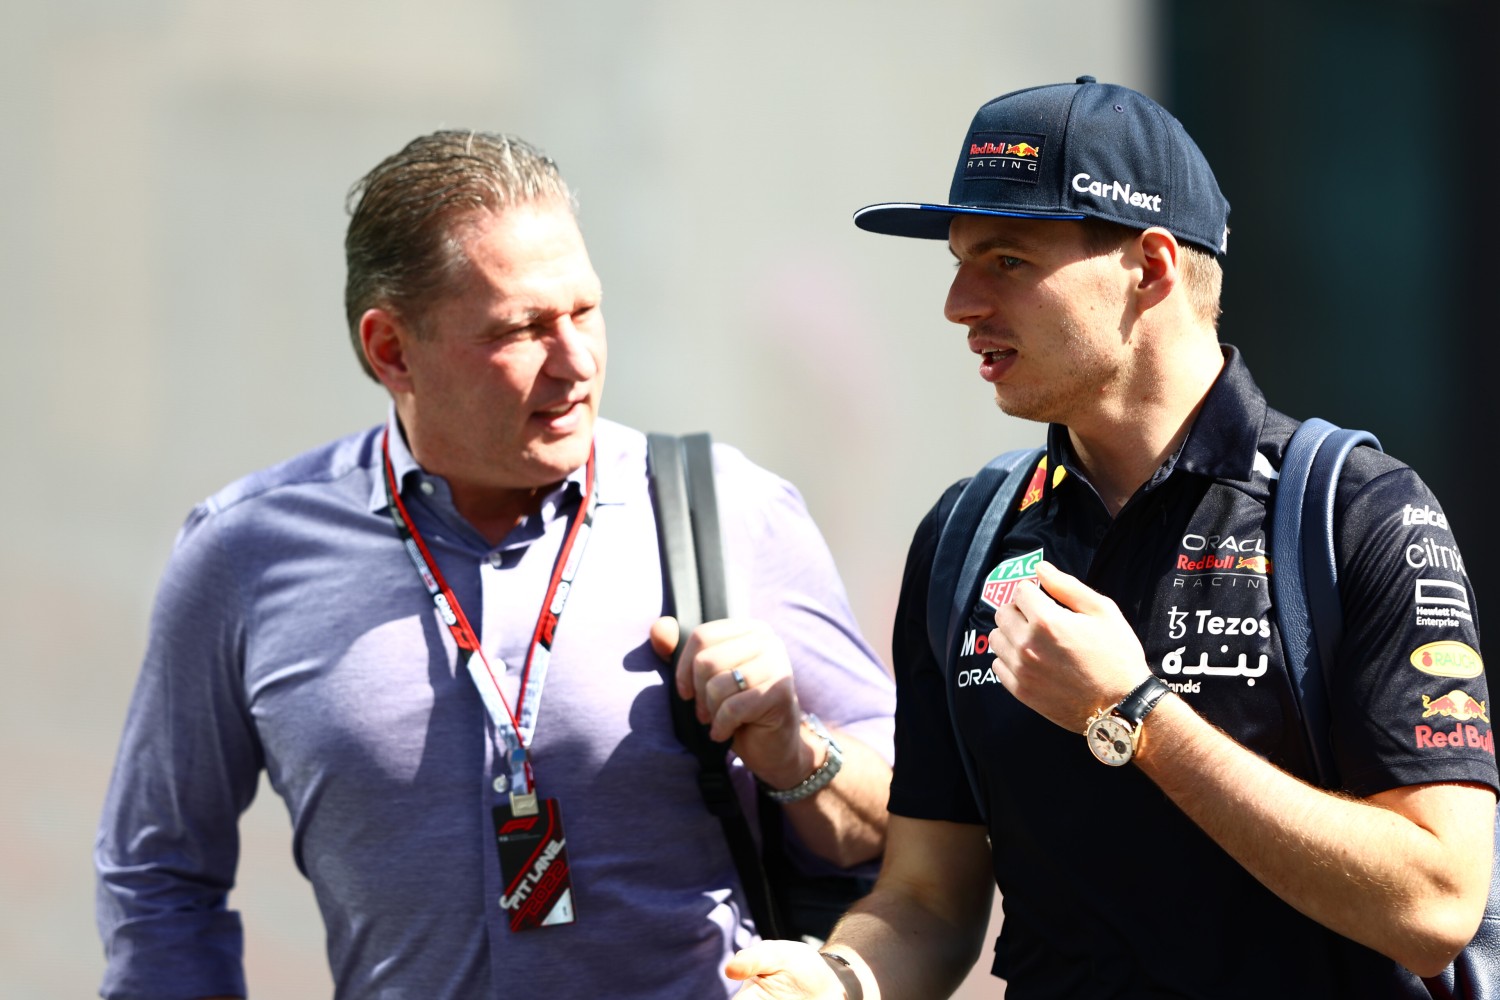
{"left": 889, "top": 345, "right": 1496, "bottom": 998}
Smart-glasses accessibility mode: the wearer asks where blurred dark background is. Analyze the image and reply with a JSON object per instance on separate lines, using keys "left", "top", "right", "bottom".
{"left": 1165, "top": 0, "right": 1500, "bottom": 684}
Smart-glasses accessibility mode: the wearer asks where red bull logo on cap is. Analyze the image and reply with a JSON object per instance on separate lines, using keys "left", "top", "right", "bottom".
{"left": 964, "top": 131, "right": 1046, "bottom": 186}
{"left": 980, "top": 548, "right": 1044, "bottom": 610}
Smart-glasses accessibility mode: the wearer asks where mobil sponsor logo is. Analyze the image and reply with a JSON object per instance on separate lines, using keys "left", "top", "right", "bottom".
{"left": 980, "top": 548, "right": 1043, "bottom": 610}
{"left": 959, "top": 628, "right": 990, "bottom": 658}
{"left": 1402, "top": 504, "right": 1450, "bottom": 531}
{"left": 1414, "top": 690, "right": 1494, "bottom": 755}
{"left": 1405, "top": 536, "right": 1467, "bottom": 576}
{"left": 1409, "top": 641, "right": 1484, "bottom": 679}
{"left": 954, "top": 632, "right": 1002, "bottom": 688}
{"left": 1174, "top": 533, "right": 1272, "bottom": 577}
{"left": 1165, "top": 605, "right": 1271, "bottom": 641}
{"left": 1414, "top": 578, "right": 1473, "bottom": 629}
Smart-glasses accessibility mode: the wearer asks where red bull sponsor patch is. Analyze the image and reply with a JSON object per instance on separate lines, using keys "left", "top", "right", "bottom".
{"left": 1420, "top": 689, "right": 1490, "bottom": 724}
{"left": 964, "top": 131, "right": 1046, "bottom": 185}
{"left": 1410, "top": 641, "right": 1484, "bottom": 679}
{"left": 980, "top": 548, "right": 1044, "bottom": 610}
{"left": 1414, "top": 721, "right": 1495, "bottom": 755}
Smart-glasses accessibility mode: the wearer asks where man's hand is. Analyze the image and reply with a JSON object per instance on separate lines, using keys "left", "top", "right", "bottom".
{"left": 726, "top": 940, "right": 849, "bottom": 998}
{"left": 649, "top": 616, "right": 813, "bottom": 790}
{"left": 987, "top": 561, "right": 1151, "bottom": 732}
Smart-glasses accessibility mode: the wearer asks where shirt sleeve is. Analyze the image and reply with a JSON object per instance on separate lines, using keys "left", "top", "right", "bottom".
{"left": 715, "top": 444, "right": 896, "bottom": 760}
{"left": 1329, "top": 450, "right": 1498, "bottom": 797}
{"left": 886, "top": 483, "right": 986, "bottom": 825}
{"left": 95, "top": 503, "right": 263, "bottom": 999}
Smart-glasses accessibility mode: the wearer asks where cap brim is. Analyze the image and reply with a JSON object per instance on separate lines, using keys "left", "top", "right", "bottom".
{"left": 853, "top": 202, "right": 1087, "bottom": 239}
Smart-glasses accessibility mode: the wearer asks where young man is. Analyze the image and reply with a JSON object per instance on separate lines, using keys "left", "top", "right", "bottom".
{"left": 94, "top": 131, "right": 895, "bottom": 999}
{"left": 728, "top": 77, "right": 1496, "bottom": 998}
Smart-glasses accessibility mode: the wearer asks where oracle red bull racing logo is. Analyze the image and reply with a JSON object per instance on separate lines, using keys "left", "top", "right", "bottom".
{"left": 1173, "top": 533, "right": 1271, "bottom": 590}
{"left": 980, "top": 548, "right": 1043, "bottom": 610}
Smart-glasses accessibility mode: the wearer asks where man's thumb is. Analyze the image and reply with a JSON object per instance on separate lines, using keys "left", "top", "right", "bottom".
{"left": 1036, "top": 560, "right": 1105, "bottom": 614}
{"left": 649, "top": 616, "right": 680, "bottom": 662}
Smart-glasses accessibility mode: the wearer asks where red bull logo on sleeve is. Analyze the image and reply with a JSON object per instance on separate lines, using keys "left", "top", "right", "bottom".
{"left": 980, "top": 548, "right": 1044, "bottom": 610}
{"left": 1421, "top": 689, "right": 1490, "bottom": 723}
{"left": 1414, "top": 688, "right": 1494, "bottom": 754}
{"left": 1409, "top": 641, "right": 1484, "bottom": 679}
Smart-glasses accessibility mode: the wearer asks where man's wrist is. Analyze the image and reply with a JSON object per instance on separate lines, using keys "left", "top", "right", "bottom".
{"left": 762, "top": 714, "right": 843, "bottom": 802}
{"left": 819, "top": 950, "right": 865, "bottom": 1000}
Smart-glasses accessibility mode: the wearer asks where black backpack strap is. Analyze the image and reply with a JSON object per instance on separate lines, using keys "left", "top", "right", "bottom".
{"left": 1274, "top": 421, "right": 1500, "bottom": 997}
{"left": 1271, "top": 417, "right": 1381, "bottom": 786}
{"left": 926, "top": 447, "right": 1045, "bottom": 823}
{"left": 646, "top": 432, "right": 786, "bottom": 940}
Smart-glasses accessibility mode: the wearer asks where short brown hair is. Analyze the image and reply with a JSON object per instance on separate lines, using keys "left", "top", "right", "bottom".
{"left": 343, "top": 131, "right": 575, "bottom": 379}
{"left": 1079, "top": 217, "right": 1223, "bottom": 329}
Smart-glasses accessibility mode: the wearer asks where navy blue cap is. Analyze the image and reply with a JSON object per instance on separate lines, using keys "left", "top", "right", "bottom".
{"left": 854, "top": 76, "right": 1230, "bottom": 256}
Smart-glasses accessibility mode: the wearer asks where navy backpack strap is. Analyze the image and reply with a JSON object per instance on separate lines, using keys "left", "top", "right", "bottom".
{"left": 1271, "top": 418, "right": 1381, "bottom": 786}
{"left": 926, "top": 446, "right": 1044, "bottom": 822}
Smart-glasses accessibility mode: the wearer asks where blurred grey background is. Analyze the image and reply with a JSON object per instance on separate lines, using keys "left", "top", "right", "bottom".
{"left": 2, "top": 1, "right": 1494, "bottom": 996}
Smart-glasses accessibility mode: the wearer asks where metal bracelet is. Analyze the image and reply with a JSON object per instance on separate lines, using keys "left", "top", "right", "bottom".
{"left": 763, "top": 713, "right": 843, "bottom": 803}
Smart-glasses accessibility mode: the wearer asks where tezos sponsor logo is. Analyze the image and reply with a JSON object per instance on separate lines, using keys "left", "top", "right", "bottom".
{"left": 1165, "top": 605, "right": 1271, "bottom": 641}
{"left": 1409, "top": 641, "right": 1484, "bottom": 679}
{"left": 980, "top": 548, "right": 1043, "bottom": 610}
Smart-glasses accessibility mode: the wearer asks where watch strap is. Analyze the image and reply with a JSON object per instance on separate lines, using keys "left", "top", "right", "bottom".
{"left": 1115, "top": 675, "right": 1170, "bottom": 727}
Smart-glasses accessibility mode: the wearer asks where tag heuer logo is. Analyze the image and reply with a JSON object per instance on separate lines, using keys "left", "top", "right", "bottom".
{"left": 980, "top": 548, "right": 1043, "bottom": 609}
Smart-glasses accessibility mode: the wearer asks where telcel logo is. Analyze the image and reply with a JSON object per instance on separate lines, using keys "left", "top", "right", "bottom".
{"left": 1403, "top": 504, "right": 1449, "bottom": 529}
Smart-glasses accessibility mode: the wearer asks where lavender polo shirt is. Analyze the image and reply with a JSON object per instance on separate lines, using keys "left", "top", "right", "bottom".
{"left": 96, "top": 416, "right": 895, "bottom": 999}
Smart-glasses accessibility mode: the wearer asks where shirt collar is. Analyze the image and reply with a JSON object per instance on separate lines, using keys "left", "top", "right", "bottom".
{"left": 1038, "top": 343, "right": 1267, "bottom": 507}
{"left": 368, "top": 405, "right": 598, "bottom": 523}
{"left": 1171, "top": 344, "right": 1268, "bottom": 484}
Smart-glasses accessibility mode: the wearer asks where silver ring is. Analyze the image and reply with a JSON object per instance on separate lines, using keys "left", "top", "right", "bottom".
{"left": 732, "top": 668, "right": 748, "bottom": 692}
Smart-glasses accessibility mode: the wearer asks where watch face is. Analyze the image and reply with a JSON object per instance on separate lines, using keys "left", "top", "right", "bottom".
{"left": 1087, "top": 716, "right": 1135, "bottom": 766}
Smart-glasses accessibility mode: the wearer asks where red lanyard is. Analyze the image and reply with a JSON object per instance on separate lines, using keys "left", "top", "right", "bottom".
{"left": 381, "top": 430, "right": 597, "bottom": 794}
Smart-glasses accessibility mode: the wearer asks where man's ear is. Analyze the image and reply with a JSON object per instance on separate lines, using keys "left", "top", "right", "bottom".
{"left": 1133, "top": 227, "right": 1181, "bottom": 314}
{"left": 359, "top": 307, "right": 413, "bottom": 394}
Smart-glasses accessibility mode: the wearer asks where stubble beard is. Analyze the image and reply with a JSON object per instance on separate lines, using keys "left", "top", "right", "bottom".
{"left": 990, "top": 317, "right": 1118, "bottom": 426}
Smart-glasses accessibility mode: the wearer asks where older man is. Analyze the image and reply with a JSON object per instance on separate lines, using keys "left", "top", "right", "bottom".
{"left": 95, "top": 132, "right": 895, "bottom": 999}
